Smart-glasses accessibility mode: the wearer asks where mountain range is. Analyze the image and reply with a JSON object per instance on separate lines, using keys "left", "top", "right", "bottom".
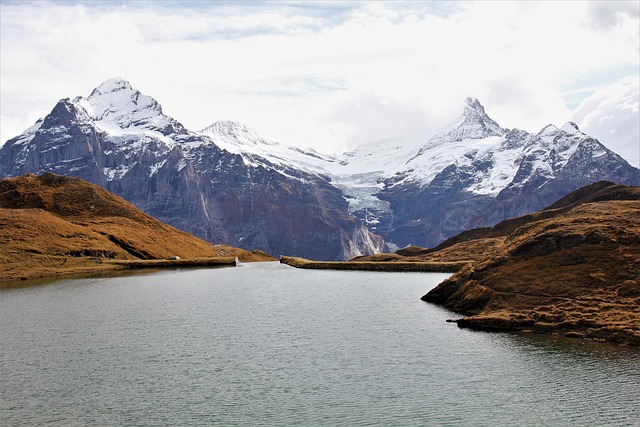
{"left": 1, "top": 78, "right": 638, "bottom": 259}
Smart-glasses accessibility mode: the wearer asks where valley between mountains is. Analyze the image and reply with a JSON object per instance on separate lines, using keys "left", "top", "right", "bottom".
{"left": 2, "top": 173, "right": 638, "bottom": 346}
{"left": 1, "top": 78, "right": 638, "bottom": 260}
{"left": 0, "top": 77, "right": 638, "bottom": 346}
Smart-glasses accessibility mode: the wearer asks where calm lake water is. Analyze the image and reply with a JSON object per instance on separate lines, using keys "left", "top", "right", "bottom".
{"left": 1, "top": 262, "right": 638, "bottom": 426}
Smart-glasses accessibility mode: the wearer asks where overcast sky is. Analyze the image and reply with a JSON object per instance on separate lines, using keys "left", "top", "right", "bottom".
{"left": 1, "top": 0, "right": 638, "bottom": 166}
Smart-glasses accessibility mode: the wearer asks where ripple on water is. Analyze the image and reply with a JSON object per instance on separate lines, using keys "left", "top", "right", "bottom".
{"left": 1, "top": 263, "right": 638, "bottom": 426}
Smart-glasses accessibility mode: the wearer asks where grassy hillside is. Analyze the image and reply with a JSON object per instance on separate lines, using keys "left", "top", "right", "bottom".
{"left": 421, "top": 183, "right": 640, "bottom": 346}
{"left": 1, "top": 173, "right": 274, "bottom": 281}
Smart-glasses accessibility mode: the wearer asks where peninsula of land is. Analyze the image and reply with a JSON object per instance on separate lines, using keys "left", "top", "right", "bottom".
{"left": 419, "top": 181, "right": 640, "bottom": 346}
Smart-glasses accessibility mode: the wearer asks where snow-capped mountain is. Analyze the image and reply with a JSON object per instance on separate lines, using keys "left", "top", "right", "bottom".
{"left": 0, "top": 78, "right": 386, "bottom": 260}
{"left": 198, "top": 95, "right": 639, "bottom": 249}
{"left": 357, "top": 98, "right": 639, "bottom": 247}
{"left": 199, "top": 120, "right": 339, "bottom": 177}
{"left": 2, "top": 78, "right": 638, "bottom": 255}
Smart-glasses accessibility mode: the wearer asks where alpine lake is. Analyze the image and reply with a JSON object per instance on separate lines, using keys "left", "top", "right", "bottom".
{"left": 1, "top": 262, "right": 638, "bottom": 426}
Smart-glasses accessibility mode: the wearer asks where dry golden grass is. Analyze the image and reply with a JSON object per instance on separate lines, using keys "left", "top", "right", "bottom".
{"left": 423, "top": 199, "right": 640, "bottom": 346}
{"left": 1, "top": 173, "right": 274, "bottom": 282}
{"left": 354, "top": 238, "right": 503, "bottom": 264}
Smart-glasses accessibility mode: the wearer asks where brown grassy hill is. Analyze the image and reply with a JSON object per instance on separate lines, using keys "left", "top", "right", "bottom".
{"left": 1, "top": 173, "right": 274, "bottom": 281}
{"left": 355, "top": 181, "right": 639, "bottom": 267}
{"left": 422, "top": 198, "right": 640, "bottom": 346}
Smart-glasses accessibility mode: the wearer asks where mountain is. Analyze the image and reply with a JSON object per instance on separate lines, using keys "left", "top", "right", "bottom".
{"left": 199, "top": 96, "right": 639, "bottom": 250}
{"left": 420, "top": 182, "right": 640, "bottom": 346}
{"left": 1, "top": 78, "right": 638, "bottom": 256}
{"left": 357, "top": 99, "right": 639, "bottom": 248}
{"left": 0, "top": 78, "right": 386, "bottom": 260}
{"left": 0, "top": 172, "right": 275, "bottom": 281}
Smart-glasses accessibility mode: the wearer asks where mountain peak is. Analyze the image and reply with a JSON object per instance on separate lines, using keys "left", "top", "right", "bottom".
{"left": 537, "top": 124, "right": 559, "bottom": 137}
{"left": 450, "top": 97, "right": 504, "bottom": 140}
{"left": 461, "top": 97, "right": 494, "bottom": 122}
{"left": 203, "top": 120, "right": 257, "bottom": 136}
{"left": 424, "top": 97, "right": 504, "bottom": 148}
{"left": 86, "top": 77, "right": 142, "bottom": 107}
{"left": 77, "top": 77, "right": 178, "bottom": 133}
{"left": 464, "top": 96, "right": 483, "bottom": 110}
{"left": 90, "top": 77, "right": 133, "bottom": 96}
{"left": 200, "top": 121, "right": 273, "bottom": 146}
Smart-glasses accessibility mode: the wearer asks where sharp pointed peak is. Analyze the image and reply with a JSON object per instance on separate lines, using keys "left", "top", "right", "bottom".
{"left": 420, "top": 98, "right": 504, "bottom": 149}
{"left": 464, "top": 96, "right": 482, "bottom": 107}
{"left": 462, "top": 97, "right": 490, "bottom": 117}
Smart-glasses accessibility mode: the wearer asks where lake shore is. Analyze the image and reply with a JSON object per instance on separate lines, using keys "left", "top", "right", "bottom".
{"left": 280, "top": 255, "right": 469, "bottom": 272}
{"left": 422, "top": 199, "right": 640, "bottom": 347}
{"left": 0, "top": 256, "right": 238, "bottom": 285}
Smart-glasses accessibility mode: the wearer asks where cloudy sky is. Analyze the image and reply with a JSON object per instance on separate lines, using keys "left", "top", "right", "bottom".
{"left": 1, "top": 0, "right": 639, "bottom": 166}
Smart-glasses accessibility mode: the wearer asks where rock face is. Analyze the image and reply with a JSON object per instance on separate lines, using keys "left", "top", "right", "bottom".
{"left": 2, "top": 78, "right": 638, "bottom": 256}
{"left": 421, "top": 182, "right": 640, "bottom": 346}
{"left": 0, "top": 78, "right": 385, "bottom": 260}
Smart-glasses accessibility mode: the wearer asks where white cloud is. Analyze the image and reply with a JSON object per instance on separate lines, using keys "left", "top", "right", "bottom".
{"left": 1, "top": 1, "right": 638, "bottom": 156}
{"left": 571, "top": 79, "right": 640, "bottom": 167}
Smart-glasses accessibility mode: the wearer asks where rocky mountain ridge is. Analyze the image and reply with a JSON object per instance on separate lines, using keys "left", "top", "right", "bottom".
{"left": 1, "top": 78, "right": 638, "bottom": 257}
{"left": 0, "top": 78, "right": 385, "bottom": 260}
{"left": 197, "top": 94, "right": 639, "bottom": 249}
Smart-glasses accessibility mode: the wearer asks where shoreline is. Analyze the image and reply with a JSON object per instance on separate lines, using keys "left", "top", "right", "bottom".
{"left": 280, "top": 255, "right": 469, "bottom": 272}
{"left": 452, "top": 315, "right": 640, "bottom": 347}
{"left": 109, "top": 257, "right": 238, "bottom": 269}
{"left": 0, "top": 256, "right": 238, "bottom": 287}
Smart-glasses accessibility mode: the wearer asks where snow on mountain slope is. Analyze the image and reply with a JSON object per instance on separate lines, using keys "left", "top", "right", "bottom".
{"left": 384, "top": 97, "right": 514, "bottom": 194}
{"left": 200, "top": 122, "right": 414, "bottom": 214}
{"left": 199, "top": 96, "right": 638, "bottom": 218}
{"left": 199, "top": 120, "right": 340, "bottom": 178}
{"left": 0, "top": 78, "right": 387, "bottom": 260}
{"left": 423, "top": 97, "right": 504, "bottom": 149}
{"left": 77, "top": 77, "right": 184, "bottom": 137}
{"left": 201, "top": 97, "right": 521, "bottom": 193}
{"left": 2, "top": 77, "right": 637, "bottom": 253}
